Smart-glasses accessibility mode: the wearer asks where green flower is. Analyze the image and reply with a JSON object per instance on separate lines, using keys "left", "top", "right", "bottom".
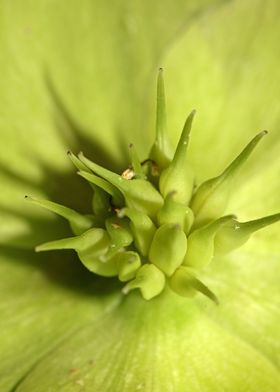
{"left": 1, "top": 1, "right": 280, "bottom": 391}
{"left": 26, "top": 70, "right": 279, "bottom": 306}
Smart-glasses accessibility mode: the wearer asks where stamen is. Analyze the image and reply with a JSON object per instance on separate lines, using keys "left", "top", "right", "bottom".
{"left": 121, "top": 168, "right": 135, "bottom": 180}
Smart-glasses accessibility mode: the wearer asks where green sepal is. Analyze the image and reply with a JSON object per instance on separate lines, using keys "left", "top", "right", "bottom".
{"left": 191, "top": 131, "right": 267, "bottom": 228}
{"left": 105, "top": 216, "right": 133, "bottom": 249}
{"left": 183, "top": 215, "right": 234, "bottom": 269}
{"left": 159, "top": 110, "right": 195, "bottom": 204}
{"left": 36, "top": 228, "right": 118, "bottom": 277}
{"left": 79, "top": 153, "right": 163, "bottom": 220}
{"left": 118, "top": 207, "right": 156, "bottom": 256}
{"left": 149, "top": 223, "right": 187, "bottom": 276}
{"left": 214, "top": 213, "right": 280, "bottom": 255}
{"left": 129, "top": 144, "right": 146, "bottom": 180}
{"left": 25, "top": 196, "right": 95, "bottom": 235}
{"left": 157, "top": 191, "right": 194, "bottom": 234}
{"left": 78, "top": 170, "right": 124, "bottom": 207}
{"left": 114, "top": 251, "right": 141, "bottom": 282}
{"left": 122, "top": 264, "right": 165, "bottom": 300}
{"left": 169, "top": 266, "right": 219, "bottom": 304}
{"left": 149, "top": 68, "right": 173, "bottom": 169}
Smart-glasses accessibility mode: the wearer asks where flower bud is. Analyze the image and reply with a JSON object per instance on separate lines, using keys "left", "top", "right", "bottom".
{"left": 25, "top": 196, "right": 95, "bottom": 235}
{"left": 36, "top": 228, "right": 118, "bottom": 277}
{"left": 191, "top": 131, "right": 267, "bottom": 228}
{"left": 31, "top": 73, "right": 277, "bottom": 304}
{"left": 122, "top": 264, "right": 165, "bottom": 300}
{"left": 157, "top": 191, "right": 194, "bottom": 233}
{"left": 118, "top": 207, "right": 156, "bottom": 256}
{"left": 183, "top": 215, "right": 234, "bottom": 269}
{"left": 115, "top": 251, "right": 141, "bottom": 282}
{"left": 214, "top": 213, "right": 280, "bottom": 255}
{"left": 159, "top": 110, "right": 195, "bottom": 204}
{"left": 149, "top": 223, "right": 187, "bottom": 276}
{"left": 169, "top": 266, "right": 219, "bottom": 304}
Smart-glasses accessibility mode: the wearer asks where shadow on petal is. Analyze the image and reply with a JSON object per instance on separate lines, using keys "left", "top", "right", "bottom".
{"left": 1, "top": 246, "right": 121, "bottom": 297}
{"left": 0, "top": 77, "right": 131, "bottom": 249}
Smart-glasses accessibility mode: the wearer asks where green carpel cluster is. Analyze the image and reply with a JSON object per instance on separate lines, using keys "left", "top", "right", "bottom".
{"left": 28, "top": 70, "right": 280, "bottom": 303}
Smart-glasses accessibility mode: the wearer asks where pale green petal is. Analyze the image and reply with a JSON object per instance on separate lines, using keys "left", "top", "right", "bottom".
{"left": 14, "top": 289, "right": 280, "bottom": 392}
{"left": 0, "top": 249, "right": 120, "bottom": 391}
{"left": 3, "top": 250, "right": 280, "bottom": 391}
{"left": 200, "top": 250, "right": 280, "bottom": 367}
{"left": 164, "top": 0, "right": 280, "bottom": 185}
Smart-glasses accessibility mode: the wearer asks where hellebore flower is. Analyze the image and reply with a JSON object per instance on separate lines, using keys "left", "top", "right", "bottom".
{"left": 0, "top": 1, "right": 280, "bottom": 391}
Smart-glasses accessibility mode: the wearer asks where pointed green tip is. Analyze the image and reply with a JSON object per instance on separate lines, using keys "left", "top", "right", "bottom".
{"left": 67, "top": 150, "right": 90, "bottom": 172}
{"left": 35, "top": 244, "right": 44, "bottom": 252}
{"left": 223, "top": 130, "right": 268, "bottom": 178}
{"left": 260, "top": 130, "right": 268, "bottom": 136}
{"left": 158, "top": 109, "right": 195, "bottom": 204}
{"left": 191, "top": 130, "right": 268, "bottom": 227}
{"left": 149, "top": 67, "right": 173, "bottom": 169}
{"left": 175, "top": 109, "right": 196, "bottom": 157}
{"left": 186, "top": 109, "right": 196, "bottom": 125}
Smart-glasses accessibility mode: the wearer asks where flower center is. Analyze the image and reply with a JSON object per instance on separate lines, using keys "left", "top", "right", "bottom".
{"left": 27, "top": 69, "right": 280, "bottom": 303}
